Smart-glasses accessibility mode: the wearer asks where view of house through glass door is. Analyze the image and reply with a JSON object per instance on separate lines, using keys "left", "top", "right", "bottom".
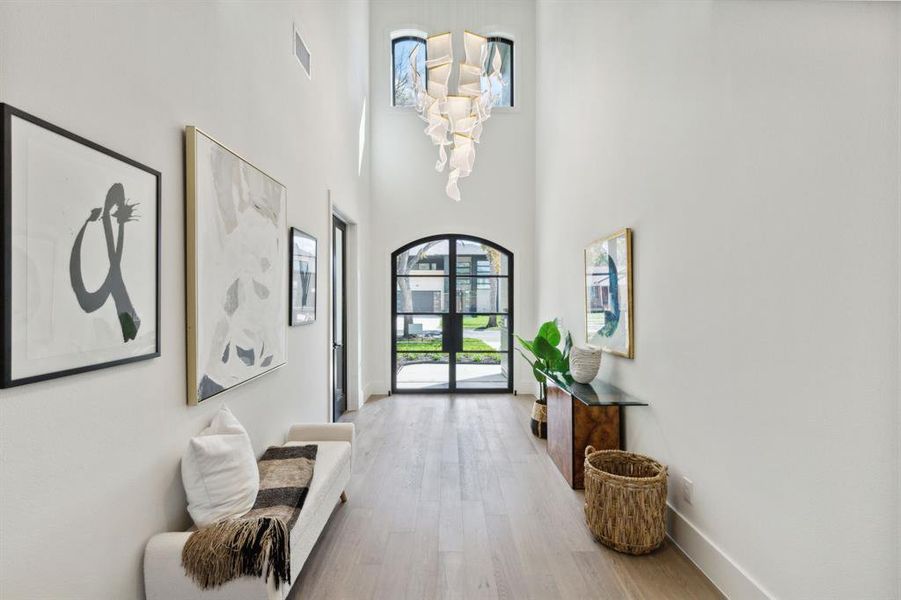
{"left": 392, "top": 235, "right": 513, "bottom": 393}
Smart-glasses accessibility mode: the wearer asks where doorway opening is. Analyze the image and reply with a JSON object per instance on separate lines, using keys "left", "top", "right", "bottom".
{"left": 391, "top": 234, "right": 513, "bottom": 393}
{"left": 332, "top": 215, "right": 348, "bottom": 420}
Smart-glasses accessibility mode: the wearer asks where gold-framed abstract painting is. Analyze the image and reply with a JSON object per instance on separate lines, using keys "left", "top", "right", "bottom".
{"left": 185, "top": 126, "right": 288, "bottom": 404}
{"left": 585, "top": 228, "right": 633, "bottom": 358}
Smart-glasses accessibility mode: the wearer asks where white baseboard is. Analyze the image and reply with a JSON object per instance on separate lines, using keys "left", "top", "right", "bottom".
{"left": 667, "top": 504, "right": 773, "bottom": 600}
{"left": 362, "top": 381, "right": 388, "bottom": 403}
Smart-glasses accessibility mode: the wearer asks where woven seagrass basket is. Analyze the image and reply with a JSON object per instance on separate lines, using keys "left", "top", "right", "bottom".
{"left": 530, "top": 400, "right": 547, "bottom": 439}
{"left": 583, "top": 447, "right": 668, "bottom": 555}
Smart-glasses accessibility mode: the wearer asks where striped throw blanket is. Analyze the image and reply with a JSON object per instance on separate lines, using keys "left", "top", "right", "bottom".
{"left": 182, "top": 445, "right": 318, "bottom": 590}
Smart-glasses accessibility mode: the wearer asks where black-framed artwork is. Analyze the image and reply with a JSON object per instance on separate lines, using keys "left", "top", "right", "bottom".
{"left": 1, "top": 104, "right": 161, "bottom": 388}
{"left": 290, "top": 227, "right": 317, "bottom": 326}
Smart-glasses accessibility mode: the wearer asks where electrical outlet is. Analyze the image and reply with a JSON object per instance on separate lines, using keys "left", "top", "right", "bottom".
{"left": 681, "top": 476, "right": 694, "bottom": 505}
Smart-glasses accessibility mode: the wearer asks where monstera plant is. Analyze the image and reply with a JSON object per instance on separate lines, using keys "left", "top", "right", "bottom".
{"left": 516, "top": 319, "right": 572, "bottom": 438}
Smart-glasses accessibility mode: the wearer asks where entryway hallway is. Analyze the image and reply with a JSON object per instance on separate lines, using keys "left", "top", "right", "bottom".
{"left": 291, "top": 394, "right": 721, "bottom": 599}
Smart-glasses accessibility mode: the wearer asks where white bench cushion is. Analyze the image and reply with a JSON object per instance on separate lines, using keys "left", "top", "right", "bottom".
{"left": 282, "top": 440, "right": 352, "bottom": 588}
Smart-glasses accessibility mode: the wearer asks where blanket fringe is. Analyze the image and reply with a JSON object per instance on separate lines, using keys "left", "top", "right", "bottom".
{"left": 182, "top": 516, "right": 291, "bottom": 590}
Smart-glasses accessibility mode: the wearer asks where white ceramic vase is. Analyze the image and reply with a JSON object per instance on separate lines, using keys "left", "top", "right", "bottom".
{"left": 570, "top": 344, "right": 602, "bottom": 383}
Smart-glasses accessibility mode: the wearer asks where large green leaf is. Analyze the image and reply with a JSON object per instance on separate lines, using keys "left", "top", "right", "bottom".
{"left": 534, "top": 336, "right": 563, "bottom": 369}
{"left": 549, "top": 346, "right": 564, "bottom": 368}
{"left": 532, "top": 335, "right": 554, "bottom": 361}
{"left": 537, "top": 320, "right": 561, "bottom": 347}
{"left": 516, "top": 348, "right": 547, "bottom": 384}
{"left": 515, "top": 335, "right": 535, "bottom": 357}
{"left": 556, "top": 333, "right": 572, "bottom": 375}
{"left": 552, "top": 353, "right": 569, "bottom": 374}
{"left": 514, "top": 347, "right": 534, "bottom": 367}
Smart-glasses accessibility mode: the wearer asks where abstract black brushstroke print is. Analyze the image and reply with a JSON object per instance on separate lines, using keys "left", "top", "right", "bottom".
{"left": 69, "top": 183, "right": 141, "bottom": 342}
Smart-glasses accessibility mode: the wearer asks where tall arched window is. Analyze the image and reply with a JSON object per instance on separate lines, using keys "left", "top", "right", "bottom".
{"left": 392, "top": 235, "right": 513, "bottom": 393}
{"left": 392, "top": 33, "right": 426, "bottom": 107}
{"left": 486, "top": 36, "right": 514, "bottom": 107}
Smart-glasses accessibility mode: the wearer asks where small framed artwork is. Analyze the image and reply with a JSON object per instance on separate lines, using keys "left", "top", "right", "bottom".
{"left": 585, "top": 228, "right": 633, "bottom": 358}
{"left": 186, "top": 126, "right": 287, "bottom": 404}
{"left": 1, "top": 104, "right": 161, "bottom": 388}
{"left": 289, "top": 227, "right": 317, "bottom": 326}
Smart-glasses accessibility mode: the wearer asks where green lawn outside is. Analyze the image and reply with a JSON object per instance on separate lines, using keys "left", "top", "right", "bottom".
{"left": 397, "top": 338, "right": 495, "bottom": 352}
{"left": 397, "top": 337, "right": 500, "bottom": 365}
{"left": 461, "top": 315, "right": 501, "bottom": 330}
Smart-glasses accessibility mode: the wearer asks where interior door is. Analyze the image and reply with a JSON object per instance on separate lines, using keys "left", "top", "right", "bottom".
{"left": 332, "top": 216, "right": 347, "bottom": 420}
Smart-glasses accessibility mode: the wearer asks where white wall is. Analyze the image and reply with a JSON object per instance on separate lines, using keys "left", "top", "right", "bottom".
{"left": 536, "top": 1, "right": 900, "bottom": 598}
{"left": 896, "top": 11, "right": 901, "bottom": 597}
{"left": 0, "top": 2, "right": 369, "bottom": 598}
{"left": 366, "top": 0, "right": 538, "bottom": 395}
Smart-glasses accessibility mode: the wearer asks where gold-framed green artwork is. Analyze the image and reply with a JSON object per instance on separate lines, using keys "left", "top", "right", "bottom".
{"left": 585, "top": 228, "right": 633, "bottom": 358}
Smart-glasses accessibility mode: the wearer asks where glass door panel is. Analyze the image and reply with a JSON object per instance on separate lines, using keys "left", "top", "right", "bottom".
{"left": 396, "top": 315, "right": 445, "bottom": 349}
{"left": 456, "top": 239, "right": 509, "bottom": 275}
{"left": 460, "top": 314, "right": 509, "bottom": 352}
{"left": 456, "top": 277, "right": 508, "bottom": 313}
{"left": 397, "top": 239, "right": 450, "bottom": 274}
{"left": 456, "top": 353, "right": 508, "bottom": 389}
{"left": 396, "top": 277, "right": 449, "bottom": 313}
{"left": 396, "top": 353, "right": 450, "bottom": 390}
{"left": 395, "top": 315, "right": 449, "bottom": 390}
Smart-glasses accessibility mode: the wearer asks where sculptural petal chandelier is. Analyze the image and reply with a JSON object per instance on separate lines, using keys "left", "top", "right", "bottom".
{"left": 410, "top": 31, "right": 504, "bottom": 201}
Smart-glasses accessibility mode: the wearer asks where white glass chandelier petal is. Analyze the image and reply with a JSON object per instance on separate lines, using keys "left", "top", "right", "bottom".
{"left": 409, "top": 31, "right": 504, "bottom": 201}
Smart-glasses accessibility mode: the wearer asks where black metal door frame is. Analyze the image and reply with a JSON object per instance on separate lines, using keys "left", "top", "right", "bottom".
{"left": 332, "top": 216, "right": 348, "bottom": 420}
{"left": 391, "top": 234, "right": 513, "bottom": 394}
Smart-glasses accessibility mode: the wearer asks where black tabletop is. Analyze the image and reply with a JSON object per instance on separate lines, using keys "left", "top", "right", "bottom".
{"left": 539, "top": 368, "right": 649, "bottom": 407}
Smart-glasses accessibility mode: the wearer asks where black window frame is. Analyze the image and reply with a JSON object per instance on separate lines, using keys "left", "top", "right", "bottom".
{"left": 391, "top": 234, "right": 514, "bottom": 394}
{"left": 486, "top": 36, "right": 514, "bottom": 108}
{"left": 391, "top": 35, "right": 427, "bottom": 108}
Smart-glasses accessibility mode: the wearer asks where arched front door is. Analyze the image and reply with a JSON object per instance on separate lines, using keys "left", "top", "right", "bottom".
{"left": 392, "top": 235, "right": 513, "bottom": 393}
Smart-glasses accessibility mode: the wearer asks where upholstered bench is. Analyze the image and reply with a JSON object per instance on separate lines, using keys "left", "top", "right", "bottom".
{"left": 144, "top": 423, "right": 354, "bottom": 600}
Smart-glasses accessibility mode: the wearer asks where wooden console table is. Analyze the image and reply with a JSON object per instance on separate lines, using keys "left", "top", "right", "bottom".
{"left": 543, "top": 372, "right": 648, "bottom": 489}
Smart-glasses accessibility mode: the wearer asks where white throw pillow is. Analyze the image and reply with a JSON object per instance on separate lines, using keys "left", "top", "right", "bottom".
{"left": 181, "top": 406, "right": 259, "bottom": 528}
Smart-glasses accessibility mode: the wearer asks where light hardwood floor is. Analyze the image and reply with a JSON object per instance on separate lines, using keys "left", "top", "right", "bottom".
{"left": 289, "top": 394, "right": 723, "bottom": 600}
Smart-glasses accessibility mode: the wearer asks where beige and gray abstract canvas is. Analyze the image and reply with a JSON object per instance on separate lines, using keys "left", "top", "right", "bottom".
{"left": 193, "top": 131, "right": 287, "bottom": 402}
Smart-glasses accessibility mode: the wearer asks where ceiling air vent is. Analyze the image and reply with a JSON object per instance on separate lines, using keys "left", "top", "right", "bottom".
{"left": 294, "top": 25, "right": 311, "bottom": 79}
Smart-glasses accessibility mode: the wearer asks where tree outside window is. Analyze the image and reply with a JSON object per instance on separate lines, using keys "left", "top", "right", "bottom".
{"left": 393, "top": 36, "right": 426, "bottom": 107}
